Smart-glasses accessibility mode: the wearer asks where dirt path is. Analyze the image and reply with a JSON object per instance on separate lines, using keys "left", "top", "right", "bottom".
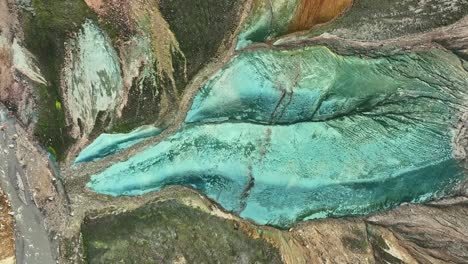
{"left": 0, "top": 107, "right": 55, "bottom": 264}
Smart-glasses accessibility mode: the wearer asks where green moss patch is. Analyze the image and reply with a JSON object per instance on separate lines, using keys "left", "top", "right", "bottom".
{"left": 21, "top": 0, "right": 97, "bottom": 159}
{"left": 21, "top": 0, "right": 130, "bottom": 159}
{"left": 82, "top": 200, "right": 283, "bottom": 263}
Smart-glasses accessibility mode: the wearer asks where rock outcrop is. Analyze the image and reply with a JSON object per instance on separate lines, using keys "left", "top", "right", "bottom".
{"left": 0, "top": 0, "right": 467, "bottom": 263}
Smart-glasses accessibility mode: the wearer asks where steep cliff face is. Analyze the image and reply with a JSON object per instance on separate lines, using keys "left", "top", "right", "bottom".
{"left": 0, "top": 0, "right": 467, "bottom": 263}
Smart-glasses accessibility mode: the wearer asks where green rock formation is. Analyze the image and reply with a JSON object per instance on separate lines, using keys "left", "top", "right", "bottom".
{"left": 159, "top": 0, "right": 244, "bottom": 78}
{"left": 21, "top": 0, "right": 96, "bottom": 158}
{"left": 82, "top": 200, "right": 282, "bottom": 263}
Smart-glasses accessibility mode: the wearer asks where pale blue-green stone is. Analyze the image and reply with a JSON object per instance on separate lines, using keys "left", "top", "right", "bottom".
{"left": 87, "top": 47, "right": 467, "bottom": 227}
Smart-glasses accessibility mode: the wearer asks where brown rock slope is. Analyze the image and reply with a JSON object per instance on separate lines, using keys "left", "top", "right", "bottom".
{"left": 264, "top": 197, "right": 468, "bottom": 264}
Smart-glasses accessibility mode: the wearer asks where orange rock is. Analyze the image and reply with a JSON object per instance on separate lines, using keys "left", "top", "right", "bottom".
{"left": 288, "top": 0, "right": 352, "bottom": 33}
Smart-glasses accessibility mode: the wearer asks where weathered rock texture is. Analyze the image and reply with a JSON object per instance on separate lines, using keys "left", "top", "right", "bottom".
{"left": 0, "top": 0, "right": 42, "bottom": 129}
{"left": 368, "top": 198, "right": 468, "bottom": 263}
{"left": 62, "top": 19, "right": 124, "bottom": 140}
{"left": 0, "top": 188, "right": 15, "bottom": 264}
{"left": 308, "top": 0, "right": 468, "bottom": 41}
{"left": 289, "top": 0, "right": 352, "bottom": 33}
{"left": 65, "top": 186, "right": 468, "bottom": 264}
{"left": 0, "top": 0, "right": 467, "bottom": 263}
{"left": 0, "top": 104, "right": 71, "bottom": 263}
{"left": 82, "top": 200, "right": 283, "bottom": 263}
{"left": 236, "top": 0, "right": 352, "bottom": 45}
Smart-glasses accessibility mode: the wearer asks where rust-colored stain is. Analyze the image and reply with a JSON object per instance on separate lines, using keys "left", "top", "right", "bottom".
{"left": 288, "top": 0, "right": 352, "bottom": 33}
{"left": 0, "top": 189, "right": 14, "bottom": 261}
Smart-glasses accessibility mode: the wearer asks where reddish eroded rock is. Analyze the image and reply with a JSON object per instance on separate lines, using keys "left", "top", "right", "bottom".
{"left": 288, "top": 0, "right": 352, "bottom": 33}
{"left": 84, "top": 0, "right": 136, "bottom": 38}
{"left": 0, "top": 0, "right": 18, "bottom": 115}
{"left": 0, "top": 188, "right": 15, "bottom": 264}
{"left": 0, "top": 44, "right": 14, "bottom": 106}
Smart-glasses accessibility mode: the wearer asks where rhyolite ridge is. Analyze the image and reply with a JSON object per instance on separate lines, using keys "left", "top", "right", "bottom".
{"left": 0, "top": 0, "right": 467, "bottom": 263}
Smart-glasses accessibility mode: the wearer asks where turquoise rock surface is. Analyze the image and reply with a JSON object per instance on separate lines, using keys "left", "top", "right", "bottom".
{"left": 187, "top": 47, "right": 466, "bottom": 124}
{"left": 87, "top": 47, "right": 468, "bottom": 227}
{"left": 75, "top": 126, "right": 162, "bottom": 163}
